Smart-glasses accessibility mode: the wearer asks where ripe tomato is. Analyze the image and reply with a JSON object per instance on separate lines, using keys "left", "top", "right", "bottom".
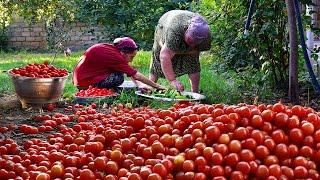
{"left": 94, "top": 157, "right": 107, "bottom": 171}
{"left": 147, "top": 173, "right": 163, "bottom": 180}
{"left": 106, "top": 161, "right": 119, "bottom": 175}
{"left": 173, "top": 155, "right": 185, "bottom": 168}
{"left": 140, "top": 166, "right": 152, "bottom": 179}
{"left": 301, "top": 122, "right": 314, "bottom": 136}
{"left": 182, "top": 160, "right": 194, "bottom": 172}
{"left": 271, "top": 130, "right": 286, "bottom": 144}
{"left": 79, "top": 169, "right": 95, "bottom": 180}
{"left": 110, "top": 149, "right": 123, "bottom": 162}
{"left": 268, "top": 164, "right": 281, "bottom": 178}
{"left": 233, "top": 127, "right": 249, "bottom": 140}
{"left": 261, "top": 109, "right": 275, "bottom": 122}
{"left": 274, "top": 112, "right": 288, "bottom": 127}
{"left": 256, "top": 165, "right": 269, "bottom": 179}
{"left": 194, "top": 173, "right": 206, "bottom": 180}
{"left": 237, "top": 106, "right": 252, "bottom": 118}
{"left": 153, "top": 163, "right": 168, "bottom": 177}
{"left": 293, "top": 156, "right": 308, "bottom": 167}
{"left": 35, "top": 173, "right": 50, "bottom": 180}
{"left": 289, "top": 128, "right": 304, "bottom": 143}
{"left": 128, "top": 173, "right": 143, "bottom": 180}
{"left": 228, "top": 140, "right": 242, "bottom": 153}
{"left": 288, "top": 115, "right": 300, "bottom": 129}
{"left": 235, "top": 161, "right": 250, "bottom": 174}
{"left": 264, "top": 155, "right": 279, "bottom": 166}
{"left": 202, "top": 147, "right": 214, "bottom": 160}
{"left": 239, "top": 149, "right": 255, "bottom": 162}
{"left": 294, "top": 166, "right": 308, "bottom": 179}
{"left": 218, "top": 133, "right": 230, "bottom": 144}
{"left": 159, "top": 134, "right": 174, "bottom": 147}
{"left": 51, "top": 164, "right": 64, "bottom": 178}
{"left": 186, "top": 148, "right": 200, "bottom": 160}
{"left": 205, "top": 126, "right": 220, "bottom": 140}
{"left": 224, "top": 153, "right": 239, "bottom": 167}
{"left": 273, "top": 102, "right": 285, "bottom": 112}
{"left": 151, "top": 141, "right": 165, "bottom": 154}
{"left": 251, "top": 115, "right": 263, "bottom": 128}
{"left": 242, "top": 138, "right": 257, "bottom": 150}
{"left": 211, "top": 165, "right": 225, "bottom": 176}
{"left": 214, "top": 144, "right": 228, "bottom": 156}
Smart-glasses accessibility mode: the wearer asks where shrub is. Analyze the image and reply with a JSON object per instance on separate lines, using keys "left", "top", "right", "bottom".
{"left": 194, "top": 0, "right": 290, "bottom": 91}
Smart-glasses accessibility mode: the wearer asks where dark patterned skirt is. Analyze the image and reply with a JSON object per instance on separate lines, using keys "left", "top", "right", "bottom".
{"left": 150, "top": 48, "right": 201, "bottom": 78}
{"left": 94, "top": 72, "right": 124, "bottom": 88}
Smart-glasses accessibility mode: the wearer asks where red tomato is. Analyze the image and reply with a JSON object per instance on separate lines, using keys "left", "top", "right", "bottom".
{"left": 289, "top": 128, "right": 304, "bottom": 143}
{"left": 205, "top": 126, "right": 220, "bottom": 140}
{"left": 239, "top": 149, "right": 255, "bottom": 162}
{"left": 233, "top": 127, "right": 249, "bottom": 140}
{"left": 211, "top": 165, "right": 225, "bottom": 176}
{"left": 224, "top": 153, "right": 239, "bottom": 167}
{"left": 241, "top": 138, "right": 257, "bottom": 150}
{"left": 128, "top": 173, "right": 143, "bottom": 180}
{"left": 105, "top": 161, "right": 119, "bottom": 175}
{"left": 153, "top": 163, "right": 168, "bottom": 177}
{"left": 147, "top": 173, "right": 162, "bottom": 180}
{"left": 261, "top": 109, "right": 275, "bottom": 122}
{"left": 228, "top": 140, "right": 242, "bottom": 153}
{"left": 35, "top": 173, "right": 50, "bottom": 180}
{"left": 256, "top": 165, "right": 269, "bottom": 179}
{"left": 182, "top": 160, "right": 194, "bottom": 172}
{"left": 255, "top": 145, "right": 270, "bottom": 159}
{"left": 251, "top": 115, "right": 263, "bottom": 128}
{"left": 301, "top": 122, "right": 314, "bottom": 136}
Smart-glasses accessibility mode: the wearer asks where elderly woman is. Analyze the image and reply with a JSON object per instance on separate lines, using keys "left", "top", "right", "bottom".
{"left": 150, "top": 10, "right": 212, "bottom": 92}
{"left": 73, "top": 37, "right": 164, "bottom": 91}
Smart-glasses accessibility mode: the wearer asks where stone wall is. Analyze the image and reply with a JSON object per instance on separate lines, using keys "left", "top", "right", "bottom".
{"left": 6, "top": 17, "right": 100, "bottom": 50}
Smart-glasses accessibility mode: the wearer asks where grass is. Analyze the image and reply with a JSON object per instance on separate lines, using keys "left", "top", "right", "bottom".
{"left": 0, "top": 50, "right": 243, "bottom": 107}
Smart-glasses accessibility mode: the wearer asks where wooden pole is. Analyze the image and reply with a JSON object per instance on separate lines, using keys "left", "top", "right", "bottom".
{"left": 286, "top": 0, "right": 299, "bottom": 104}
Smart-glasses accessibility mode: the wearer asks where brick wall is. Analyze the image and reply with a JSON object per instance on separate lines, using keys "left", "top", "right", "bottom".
{"left": 6, "top": 17, "right": 101, "bottom": 50}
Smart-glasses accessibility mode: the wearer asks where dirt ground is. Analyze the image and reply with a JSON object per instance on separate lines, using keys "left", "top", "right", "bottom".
{"left": 0, "top": 94, "right": 75, "bottom": 147}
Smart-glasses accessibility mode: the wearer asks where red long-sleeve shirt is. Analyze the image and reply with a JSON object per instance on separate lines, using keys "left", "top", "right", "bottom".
{"left": 73, "top": 43, "right": 137, "bottom": 87}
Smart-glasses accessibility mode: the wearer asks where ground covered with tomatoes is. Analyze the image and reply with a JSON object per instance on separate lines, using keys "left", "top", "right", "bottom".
{"left": 1, "top": 101, "right": 320, "bottom": 180}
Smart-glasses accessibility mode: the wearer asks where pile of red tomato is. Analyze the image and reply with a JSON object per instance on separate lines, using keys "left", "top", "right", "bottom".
{"left": 75, "top": 86, "right": 116, "bottom": 97}
{"left": 10, "top": 61, "right": 68, "bottom": 78}
{"left": 0, "top": 102, "right": 320, "bottom": 180}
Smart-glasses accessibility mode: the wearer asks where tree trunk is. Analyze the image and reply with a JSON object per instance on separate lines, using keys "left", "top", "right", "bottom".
{"left": 286, "top": 0, "right": 299, "bottom": 104}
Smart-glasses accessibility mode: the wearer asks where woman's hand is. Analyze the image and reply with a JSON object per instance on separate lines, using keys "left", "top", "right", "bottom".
{"left": 170, "top": 79, "right": 184, "bottom": 92}
{"left": 138, "top": 84, "right": 152, "bottom": 93}
{"left": 132, "top": 72, "right": 165, "bottom": 91}
{"left": 157, "top": 84, "right": 166, "bottom": 90}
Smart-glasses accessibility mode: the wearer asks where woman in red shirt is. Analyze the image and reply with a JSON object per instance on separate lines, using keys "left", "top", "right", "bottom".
{"left": 73, "top": 37, "right": 164, "bottom": 91}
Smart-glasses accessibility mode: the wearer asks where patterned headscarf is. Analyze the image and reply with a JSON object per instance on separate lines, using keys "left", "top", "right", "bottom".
{"left": 113, "top": 37, "right": 138, "bottom": 52}
{"left": 185, "top": 15, "right": 211, "bottom": 45}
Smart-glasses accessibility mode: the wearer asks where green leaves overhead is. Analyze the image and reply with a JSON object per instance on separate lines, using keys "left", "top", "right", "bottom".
{"left": 1, "top": 0, "right": 191, "bottom": 50}
{"left": 74, "top": 0, "right": 191, "bottom": 48}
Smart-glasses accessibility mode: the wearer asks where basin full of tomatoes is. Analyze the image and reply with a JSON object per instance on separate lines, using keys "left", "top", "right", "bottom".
{"left": 9, "top": 61, "right": 68, "bottom": 78}
{"left": 1, "top": 102, "right": 320, "bottom": 179}
{"left": 75, "top": 86, "right": 117, "bottom": 98}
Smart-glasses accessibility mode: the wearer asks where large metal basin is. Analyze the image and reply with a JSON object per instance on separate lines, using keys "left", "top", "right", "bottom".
{"left": 8, "top": 70, "right": 68, "bottom": 106}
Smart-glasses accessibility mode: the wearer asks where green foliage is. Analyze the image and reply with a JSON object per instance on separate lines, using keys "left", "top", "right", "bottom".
{"left": 74, "top": 0, "right": 192, "bottom": 49}
{"left": 2, "top": 0, "right": 192, "bottom": 50}
{"left": 0, "top": 26, "right": 9, "bottom": 51}
{"left": 3, "top": 0, "right": 76, "bottom": 50}
{"left": 0, "top": 1, "right": 12, "bottom": 50}
{"left": 194, "top": 0, "right": 290, "bottom": 92}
